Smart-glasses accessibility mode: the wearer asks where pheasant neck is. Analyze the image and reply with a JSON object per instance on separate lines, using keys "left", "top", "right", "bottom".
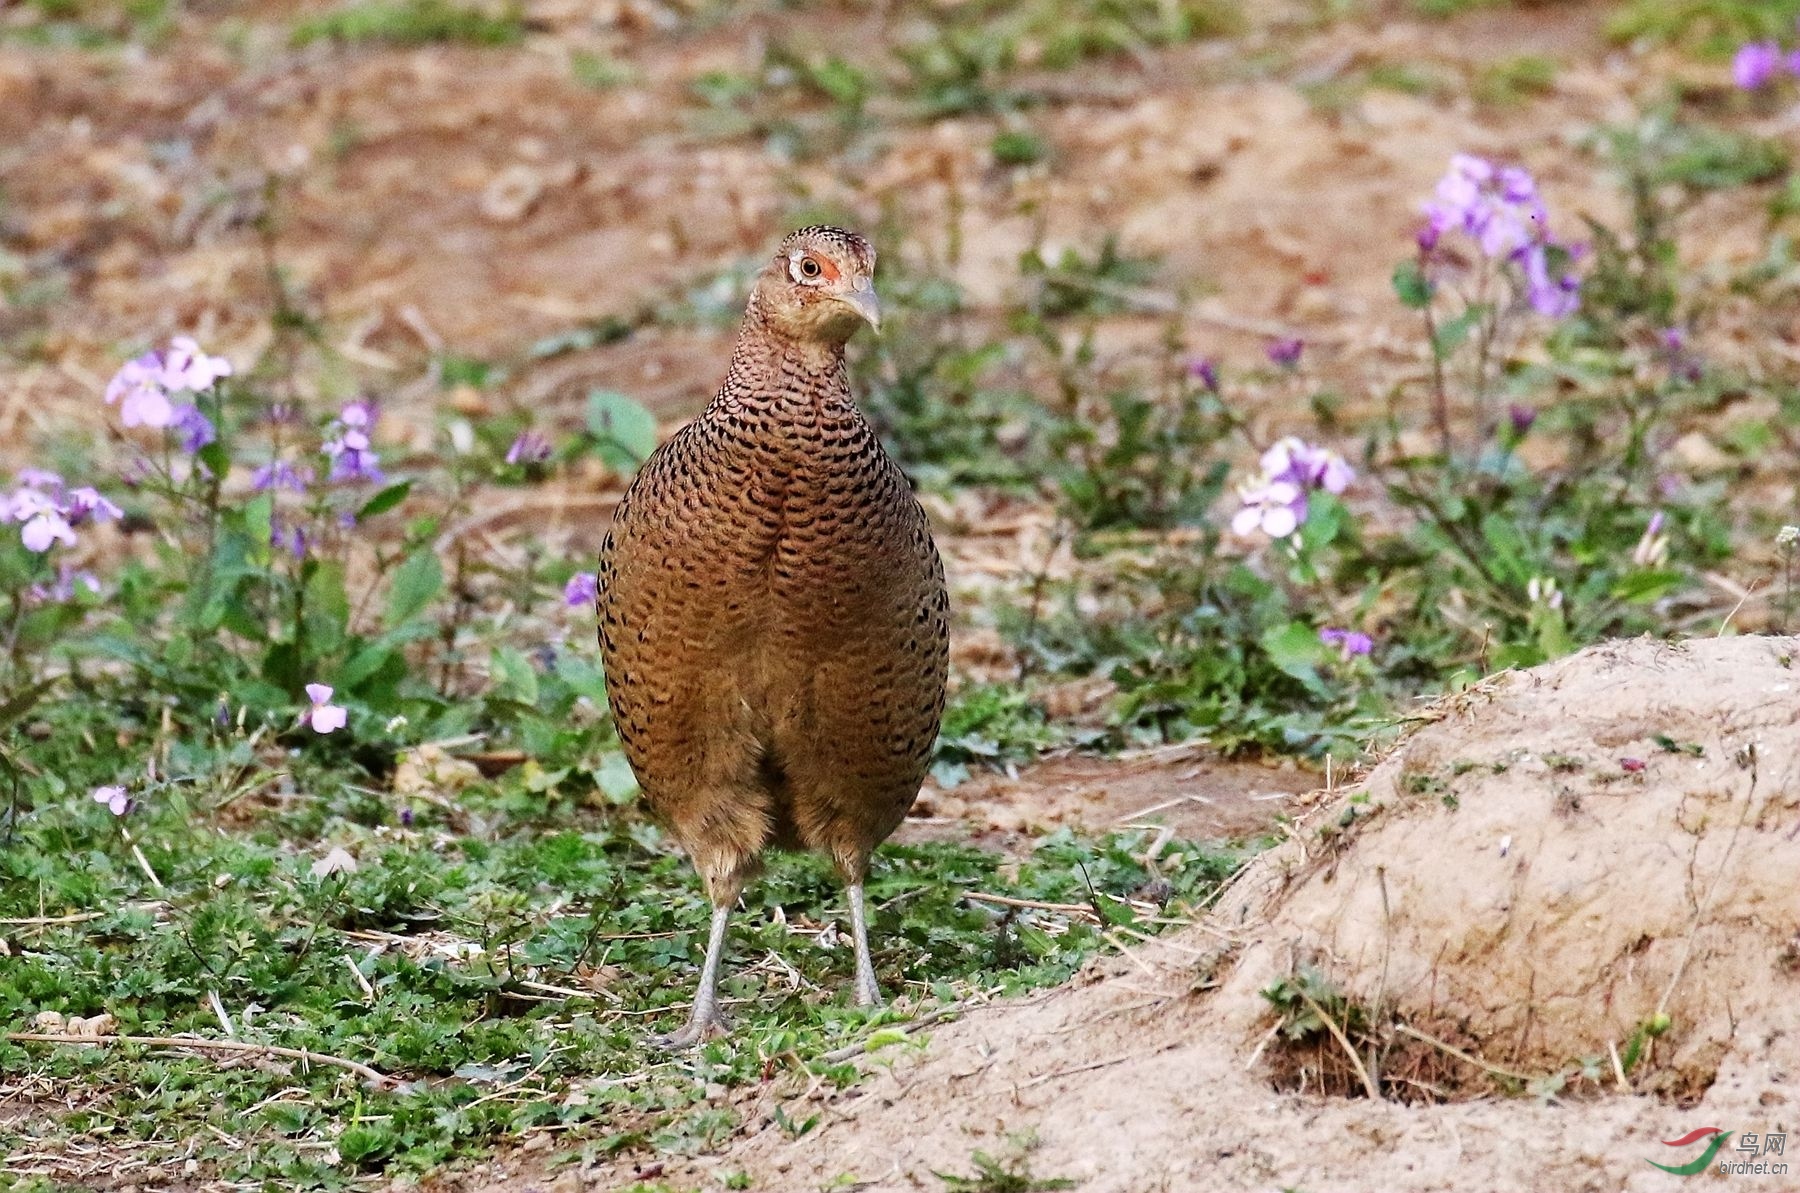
{"left": 725, "top": 305, "right": 851, "bottom": 406}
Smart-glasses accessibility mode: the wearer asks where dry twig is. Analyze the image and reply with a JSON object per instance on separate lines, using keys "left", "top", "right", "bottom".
{"left": 1295, "top": 988, "right": 1380, "bottom": 1101}
{"left": 962, "top": 891, "right": 1100, "bottom": 919}
{"left": 1392, "top": 1023, "right": 1536, "bottom": 1085}
{"left": 6, "top": 1032, "right": 396, "bottom": 1089}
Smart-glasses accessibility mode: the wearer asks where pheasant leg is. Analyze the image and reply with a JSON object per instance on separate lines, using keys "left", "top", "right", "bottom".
{"left": 847, "top": 882, "right": 883, "bottom": 1007}
{"left": 656, "top": 902, "right": 732, "bottom": 1048}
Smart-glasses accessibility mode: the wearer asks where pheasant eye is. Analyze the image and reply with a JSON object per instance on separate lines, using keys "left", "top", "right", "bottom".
{"left": 798, "top": 255, "right": 821, "bottom": 279}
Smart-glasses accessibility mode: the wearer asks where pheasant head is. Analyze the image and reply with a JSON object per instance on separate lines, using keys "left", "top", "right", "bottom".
{"left": 749, "top": 225, "right": 880, "bottom": 346}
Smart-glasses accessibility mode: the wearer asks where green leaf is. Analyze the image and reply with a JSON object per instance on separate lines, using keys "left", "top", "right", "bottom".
{"left": 339, "top": 642, "right": 397, "bottom": 689}
{"left": 1611, "top": 569, "right": 1687, "bottom": 603}
{"left": 336, "top": 1123, "right": 396, "bottom": 1166}
{"left": 585, "top": 390, "right": 658, "bottom": 473}
{"left": 1300, "top": 492, "right": 1347, "bottom": 550}
{"left": 1392, "top": 260, "right": 1432, "bottom": 309}
{"left": 992, "top": 129, "right": 1047, "bottom": 167}
{"left": 809, "top": 56, "right": 869, "bottom": 106}
{"left": 197, "top": 441, "right": 231, "bottom": 481}
{"left": 489, "top": 646, "right": 539, "bottom": 706}
{"left": 1432, "top": 306, "right": 1483, "bottom": 358}
{"left": 243, "top": 491, "right": 275, "bottom": 552}
{"left": 595, "top": 752, "right": 639, "bottom": 801}
{"left": 0, "top": 677, "right": 58, "bottom": 733}
{"left": 304, "top": 560, "right": 352, "bottom": 654}
{"left": 385, "top": 549, "right": 443, "bottom": 630}
{"left": 1479, "top": 513, "right": 1533, "bottom": 587}
{"left": 358, "top": 481, "right": 413, "bottom": 521}
{"left": 556, "top": 653, "right": 609, "bottom": 703}
{"left": 1260, "top": 621, "right": 1329, "bottom": 698}
{"left": 261, "top": 640, "right": 302, "bottom": 692}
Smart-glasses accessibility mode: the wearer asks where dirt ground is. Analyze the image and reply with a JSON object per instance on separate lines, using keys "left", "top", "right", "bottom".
{"left": 3, "top": 1, "right": 1786, "bottom": 457}
{"left": 6, "top": 1, "right": 1800, "bottom": 1190}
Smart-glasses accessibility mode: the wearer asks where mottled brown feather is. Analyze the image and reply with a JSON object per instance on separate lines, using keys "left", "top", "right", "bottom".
{"left": 596, "top": 228, "right": 949, "bottom": 912}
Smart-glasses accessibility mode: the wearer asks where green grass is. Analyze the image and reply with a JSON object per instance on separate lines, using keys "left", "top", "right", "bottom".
{"left": 1474, "top": 54, "right": 1558, "bottom": 106}
{"left": 292, "top": 0, "right": 526, "bottom": 48}
{"left": 1411, "top": 0, "right": 1500, "bottom": 17}
{"left": 571, "top": 49, "right": 636, "bottom": 90}
{"left": 0, "top": 699, "right": 1244, "bottom": 1185}
{"left": 1608, "top": 0, "right": 1800, "bottom": 56}
{"left": 1, "top": 0, "right": 171, "bottom": 48}
{"left": 936, "top": 1133, "right": 1077, "bottom": 1191}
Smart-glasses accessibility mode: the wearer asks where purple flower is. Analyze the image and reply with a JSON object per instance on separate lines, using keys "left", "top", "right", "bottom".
{"left": 251, "top": 460, "right": 313, "bottom": 493}
{"left": 1261, "top": 437, "right": 1354, "bottom": 495}
{"left": 1507, "top": 404, "right": 1537, "bottom": 435}
{"left": 1187, "top": 357, "right": 1220, "bottom": 392}
{"left": 4, "top": 475, "right": 115, "bottom": 553}
{"left": 118, "top": 379, "right": 176, "bottom": 429}
{"left": 173, "top": 405, "right": 216, "bottom": 453}
{"left": 1422, "top": 154, "right": 1582, "bottom": 319}
{"left": 105, "top": 353, "right": 173, "bottom": 427}
{"left": 1632, "top": 510, "right": 1669, "bottom": 568}
{"left": 64, "top": 487, "right": 122, "bottom": 526}
{"left": 564, "top": 572, "right": 598, "bottom": 606}
{"left": 8, "top": 488, "right": 75, "bottom": 552}
{"left": 104, "top": 340, "right": 229, "bottom": 429}
{"left": 323, "top": 402, "right": 385, "bottom": 485}
{"left": 1423, "top": 154, "right": 1545, "bottom": 260}
{"left": 91, "top": 785, "right": 132, "bottom": 816}
{"left": 30, "top": 563, "right": 100, "bottom": 603}
{"left": 506, "top": 430, "right": 553, "bottom": 466}
{"left": 16, "top": 469, "right": 63, "bottom": 491}
{"left": 104, "top": 353, "right": 163, "bottom": 409}
{"left": 305, "top": 683, "right": 348, "bottom": 734}
{"left": 1496, "top": 165, "right": 1539, "bottom": 205}
{"left": 1265, "top": 338, "right": 1304, "bottom": 368}
{"left": 271, "top": 520, "right": 308, "bottom": 559}
{"left": 1521, "top": 242, "right": 1580, "bottom": 318}
{"left": 159, "top": 336, "right": 232, "bottom": 392}
{"left": 1319, "top": 627, "right": 1373, "bottom": 659}
{"left": 1231, "top": 478, "right": 1305, "bottom": 539}
{"left": 1232, "top": 436, "right": 1355, "bottom": 540}
{"left": 1735, "top": 41, "right": 1781, "bottom": 90}
{"left": 1660, "top": 327, "right": 1701, "bottom": 383}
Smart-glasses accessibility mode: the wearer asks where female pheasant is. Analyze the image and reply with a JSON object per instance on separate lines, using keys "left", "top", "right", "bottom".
{"left": 595, "top": 227, "right": 950, "bottom": 1045}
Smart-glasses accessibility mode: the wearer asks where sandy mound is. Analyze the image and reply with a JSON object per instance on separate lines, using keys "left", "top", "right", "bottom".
{"left": 1212, "top": 633, "right": 1800, "bottom": 1103}
{"left": 508, "top": 636, "right": 1800, "bottom": 1193}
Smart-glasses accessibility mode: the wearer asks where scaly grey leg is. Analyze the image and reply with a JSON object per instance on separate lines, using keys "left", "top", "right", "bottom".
{"left": 655, "top": 902, "right": 732, "bottom": 1048}
{"left": 847, "top": 882, "right": 884, "bottom": 1007}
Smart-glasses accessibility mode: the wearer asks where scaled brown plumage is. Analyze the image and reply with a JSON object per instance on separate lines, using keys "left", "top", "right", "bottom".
{"left": 595, "top": 227, "right": 950, "bottom": 1044}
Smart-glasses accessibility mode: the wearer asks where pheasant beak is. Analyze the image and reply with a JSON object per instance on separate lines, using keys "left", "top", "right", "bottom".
{"left": 838, "top": 281, "right": 881, "bottom": 334}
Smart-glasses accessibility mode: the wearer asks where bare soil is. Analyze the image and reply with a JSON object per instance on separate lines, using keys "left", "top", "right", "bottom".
{"left": 3, "top": 0, "right": 1782, "bottom": 455}
{"left": 903, "top": 746, "right": 1311, "bottom": 848}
